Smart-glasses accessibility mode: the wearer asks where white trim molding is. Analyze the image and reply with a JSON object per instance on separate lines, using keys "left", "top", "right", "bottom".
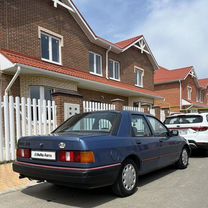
{"left": 135, "top": 66, "right": 144, "bottom": 88}
{"left": 38, "top": 26, "right": 64, "bottom": 46}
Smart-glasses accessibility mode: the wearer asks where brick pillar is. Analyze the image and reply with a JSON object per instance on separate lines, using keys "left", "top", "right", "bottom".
{"left": 163, "top": 108, "right": 170, "bottom": 117}
{"left": 52, "top": 90, "right": 83, "bottom": 126}
{"left": 153, "top": 106, "right": 161, "bottom": 120}
{"left": 111, "top": 98, "right": 124, "bottom": 111}
{"left": 143, "top": 105, "right": 150, "bottom": 114}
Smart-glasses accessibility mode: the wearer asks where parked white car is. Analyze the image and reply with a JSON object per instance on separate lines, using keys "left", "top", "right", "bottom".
{"left": 164, "top": 113, "right": 208, "bottom": 152}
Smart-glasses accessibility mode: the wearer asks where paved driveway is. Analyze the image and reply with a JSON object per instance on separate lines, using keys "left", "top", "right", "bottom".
{"left": 1, "top": 155, "right": 208, "bottom": 208}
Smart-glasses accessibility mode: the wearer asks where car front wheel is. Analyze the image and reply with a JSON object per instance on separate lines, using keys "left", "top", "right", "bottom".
{"left": 112, "top": 159, "right": 138, "bottom": 197}
{"left": 176, "top": 147, "right": 189, "bottom": 169}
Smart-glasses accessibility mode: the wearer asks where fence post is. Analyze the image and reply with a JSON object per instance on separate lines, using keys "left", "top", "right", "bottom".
{"left": 27, "top": 98, "right": 32, "bottom": 135}
{"left": 48, "top": 100, "right": 52, "bottom": 133}
{"left": 33, "top": 99, "right": 37, "bottom": 135}
{"left": 4, "top": 95, "right": 10, "bottom": 161}
{"left": 21, "top": 97, "right": 26, "bottom": 137}
{"left": 43, "top": 100, "right": 47, "bottom": 134}
{"left": 0, "top": 96, "right": 3, "bottom": 162}
{"left": 38, "top": 99, "right": 42, "bottom": 135}
{"left": 9, "top": 96, "right": 15, "bottom": 160}
{"left": 15, "top": 97, "right": 21, "bottom": 141}
{"left": 52, "top": 101, "right": 57, "bottom": 130}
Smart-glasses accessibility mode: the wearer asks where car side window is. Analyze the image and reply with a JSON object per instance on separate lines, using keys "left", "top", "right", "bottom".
{"left": 147, "top": 116, "right": 168, "bottom": 137}
{"left": 131, "top": 115, "right": 151, "bottom": 137}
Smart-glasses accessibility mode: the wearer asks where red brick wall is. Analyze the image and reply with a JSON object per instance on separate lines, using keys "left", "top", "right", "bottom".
{"left": 154, "top": 82, "right": 180, "bottom": 110}
{"left": 0, "top": 0, "right": 154, "bottom": 91}
{"left": 0, "top": 73, "right": 20, "bottom": 97}
{"left": 78, "top": 88, "right": 128, "bottom": 106}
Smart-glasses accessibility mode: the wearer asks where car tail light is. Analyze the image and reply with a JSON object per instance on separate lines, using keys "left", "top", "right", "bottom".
{"left": 59, "top": 151, "right": 95, "bottom": 163}
{"left": 191, "top": 127, "right": 208, "bottom": 132}
{"left": 17, "top": 149, "right": 31, "bottom": 158}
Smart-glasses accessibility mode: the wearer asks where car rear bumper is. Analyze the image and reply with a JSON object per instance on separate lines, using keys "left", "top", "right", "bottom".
{"left": 13, "top": 161, "right": 121, "bottom": 189}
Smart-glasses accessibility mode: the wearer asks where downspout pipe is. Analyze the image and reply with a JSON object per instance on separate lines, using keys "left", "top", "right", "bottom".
{"left": 106, "top": 46, "right": 112, "bottom": 79}
{"left": 179, "top": 80, "right": 182, "bottom": 111}
{"left": 4, "top": 65, "right": 21, "bottom": 96}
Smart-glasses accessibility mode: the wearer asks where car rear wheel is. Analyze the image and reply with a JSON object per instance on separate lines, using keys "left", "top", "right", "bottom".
{"left": 176, "top": 147, "right": 189, "bottom": 169}
{"left": 112, "top": 159, "right": 138, "bottom": 197}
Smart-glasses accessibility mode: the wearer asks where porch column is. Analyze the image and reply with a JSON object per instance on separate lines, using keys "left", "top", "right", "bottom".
{"left": 52, "top": 90, "right": 83, "bottom": 126}
{"left": 111, "top": 98, "right": 124, "bottom": 111}
{"left": 153, "top": 106, "right": 161, "bottom": 120}
{"left": 142, "top": 105, "right": 150, "bottom": 114}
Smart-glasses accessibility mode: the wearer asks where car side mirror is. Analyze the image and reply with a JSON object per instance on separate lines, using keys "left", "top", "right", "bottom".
{"left": 169, "top": 130, "right": 179, "bottom": 137}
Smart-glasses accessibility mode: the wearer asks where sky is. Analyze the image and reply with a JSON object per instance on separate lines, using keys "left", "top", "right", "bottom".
{"left": 74, "top": 0, "right": 208, "bottom": 78}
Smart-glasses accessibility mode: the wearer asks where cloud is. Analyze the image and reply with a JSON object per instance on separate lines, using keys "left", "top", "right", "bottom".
{"left": 130, "top": 0, "right": 208, "bottom": 78}
{"left": 74, "top": 0, "right": 208, "bottom": 78}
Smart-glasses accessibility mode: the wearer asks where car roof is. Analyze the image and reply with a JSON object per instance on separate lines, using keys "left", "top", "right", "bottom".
{"left": 166, "top": 112, "right": 208, "bottom": 118}
{"left": 83, "top": 110, "right": 149, "bottom": 116}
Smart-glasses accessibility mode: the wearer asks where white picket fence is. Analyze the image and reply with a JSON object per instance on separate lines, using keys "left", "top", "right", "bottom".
{"left": 0, "top": 96, "right": 57, "bottom": 162}
{"left": 123, "top": 106, "right": 145, "bottom": 112}
{"left": 83, "top": 101, "right": 115, "bottom": 112}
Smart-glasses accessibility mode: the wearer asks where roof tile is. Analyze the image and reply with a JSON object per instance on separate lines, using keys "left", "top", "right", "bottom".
{"left": 0, "top": 49, "right": 161, "bottom": 98}
{"left": 154, "top": 66, "right": 193, "bottom": 84}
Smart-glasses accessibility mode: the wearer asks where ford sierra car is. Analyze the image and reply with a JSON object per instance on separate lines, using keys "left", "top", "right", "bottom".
{"left": 13, "top": 111, "right": 190, "bottom": 197}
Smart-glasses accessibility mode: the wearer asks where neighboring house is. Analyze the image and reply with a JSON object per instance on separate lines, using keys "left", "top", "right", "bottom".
{"left": 0, "top": 0, "right": 162, "bottom": 123}
{"left": 154, "top": 66, "right": 208, "bottom": 113}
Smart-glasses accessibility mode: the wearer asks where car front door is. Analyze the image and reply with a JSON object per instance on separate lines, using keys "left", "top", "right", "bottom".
{"left": 146, "top": 116, "right": 179, "bottom": 168}
{"left": 131, "top": 114, "right": 160, "bottom": 174}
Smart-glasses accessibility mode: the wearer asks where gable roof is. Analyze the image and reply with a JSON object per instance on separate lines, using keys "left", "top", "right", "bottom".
{"left": 115, "top": 36, "right": 143, "bottom": 49}
{"left": 0, "top": 49, "right": 162, "bottom": 99}
{"left": 53, "top": 0, "right": 159, "bottom": 70}
{"left": 199, "top": 79, "right": 208, "bottom": 89}
{"left": 154, "top": 66, "right": 193, "bottom": 84}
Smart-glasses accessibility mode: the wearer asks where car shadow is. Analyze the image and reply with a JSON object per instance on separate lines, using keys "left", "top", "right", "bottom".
{"left": 22, "top": 183, "right": 116, "bottom": 208}
{"left": 21, "top": 166, "right": 177, "bottom": 207}
{"left": 138, "top": 165, "right": 176, "bottom": 187}
{"left": 190, "top": 149, "right": 208, "bottom": 158}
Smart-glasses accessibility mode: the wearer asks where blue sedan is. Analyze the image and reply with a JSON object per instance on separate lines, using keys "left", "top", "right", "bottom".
{"left": 13, "top": 111, "right": 190, "bottom": 197}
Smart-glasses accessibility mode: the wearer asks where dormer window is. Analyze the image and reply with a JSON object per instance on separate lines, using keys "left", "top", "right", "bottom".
{"left": 38, "top": 27, "right": 63, "bottom": 65}
{"left": 187, "top": 86, "right": 192, "bottom": 100}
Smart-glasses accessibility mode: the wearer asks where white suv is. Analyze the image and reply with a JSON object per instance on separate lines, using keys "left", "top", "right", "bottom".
{"left": 164, "top": 113, "right": 208, "bottom": 151}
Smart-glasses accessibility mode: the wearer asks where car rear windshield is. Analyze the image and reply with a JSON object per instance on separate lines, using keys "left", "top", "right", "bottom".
{"left": 54, "top": 112, "right": 120, "bottom": 133}
{"left": 164, "top": 115, "right": 203, "bottom": 125}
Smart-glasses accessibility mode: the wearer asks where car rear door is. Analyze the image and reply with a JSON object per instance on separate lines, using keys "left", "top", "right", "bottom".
{"left": 146, "top": 116, "right": 180, "bottom": 168}
{"left": 131, "top": 114, "right": 160, "bottom": 174}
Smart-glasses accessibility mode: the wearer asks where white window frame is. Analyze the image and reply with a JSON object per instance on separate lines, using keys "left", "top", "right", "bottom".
{"left": 187, "top": 86, "right": 192, "bottom": 100}
{"left": 89, "top": 51, "right": 103, "bottom": 76}
{"left": 109, "top": 59, "right": 120, "bottom": 81}
{"left": 38, "top": 27, "right": 63, "bottom": 65}
{"left": 199, "top": 90, "right": 204, "bottom": 103}
{"left": 135, "top": 66, "right": 144, "bottom": 88}
{"left": 30, "top": 86, "right": 54, "bottom": 101}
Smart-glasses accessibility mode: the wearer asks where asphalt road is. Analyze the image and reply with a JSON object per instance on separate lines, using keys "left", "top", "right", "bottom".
{"left": 1, "top": 154, "right": 208, "bottom": 208}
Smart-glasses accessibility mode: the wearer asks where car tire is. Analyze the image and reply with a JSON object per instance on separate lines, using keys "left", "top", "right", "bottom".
{"left": 112, "top": 159, "right": 138, "bottom": 197}
{"left": 176, "top": 147, "right": 189, "bottom": 169}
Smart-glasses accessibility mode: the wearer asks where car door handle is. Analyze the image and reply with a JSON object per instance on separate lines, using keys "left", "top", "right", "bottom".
{"left": 136, "top": 141, "right": 141, "bottom": 145}
{"left": 159, "top": 139, "right": 164, "bottom": 142}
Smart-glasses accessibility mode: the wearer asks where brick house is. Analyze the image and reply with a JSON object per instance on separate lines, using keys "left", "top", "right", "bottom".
{"left": 0, "top": 0, "right": 162, "bottom": 124}
{"left": 154, "top": 66, "right": 208, "bottom": 113}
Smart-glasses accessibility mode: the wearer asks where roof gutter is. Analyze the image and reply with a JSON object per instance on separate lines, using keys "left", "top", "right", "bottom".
{"left": 13, "top": 63, "right": 162, "bottom": 99}
{"left": 4, "top": 65, "right": 21, "bottom": 96}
